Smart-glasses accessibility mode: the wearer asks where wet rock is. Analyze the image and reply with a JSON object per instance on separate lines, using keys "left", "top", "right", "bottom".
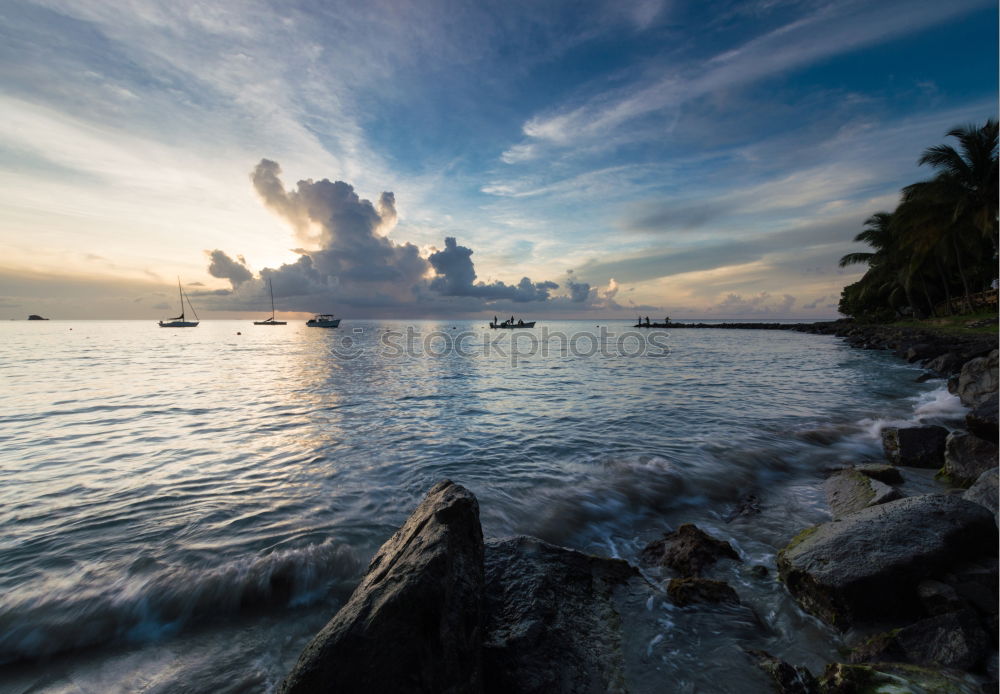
{"left": 482, "top": 536, "right": 638, "bottom": 694}
{"left": 639, "top": 523, "right": 740, "bottom": 576}
{"left": 966, "top": 398, "right": 999, "bottom": 441}
{"left": 881, "top": 425, "right": 949, "bottom": 468}
{"left": 279, "top": 480, "right": 484, "bottom": 694}
{"left": 750, "top": 564, "right": 769, "bottom": 579}
{"left": 917, "top": 579, "right": 965, "bottom": 616}
{"left": 942, "top": 558, "right": 999, "bottom": 618}
{"left": 819, "top": 662, "right": 982, "bottom": 694}
{"left": 776, "top": 495, "right": 998, "bottom": 628}
{"left": 666, "top": 577, "right": 739, "bottom": 606}
{"left": 962, "top": 467, "right": 998, "bottom": 523}
{"left": 941, "top": 431, "right": 999, "bottom": 487}
{"left": 904, "top": 343, "right": 939, "bottom": 363}
{"left": 915, "top": 371, "right": 938, "bottom": 383}
{"left": 823, "top": 469, "right": 902, "bottom": 519}
{"left": 956, "top": 348, "right": 999, "bottom": 407}
{"left": 853, "top": 463, "right": 903, "bottom": 484}
{"left": 744, "top": 649, "right": 818, "bottom": 694}
{"left": 894, "top": 610, "right": 990, "bottom": 671}
{"left": 724, "top": 493, "right": 761, "bottom": 523}
{"left": 926, "top": 351, "right": 966, "bottom": 377}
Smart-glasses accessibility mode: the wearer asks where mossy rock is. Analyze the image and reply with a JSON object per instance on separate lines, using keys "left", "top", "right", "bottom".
{"left": 820, "top": 662, "right": 982, "bottom": 693}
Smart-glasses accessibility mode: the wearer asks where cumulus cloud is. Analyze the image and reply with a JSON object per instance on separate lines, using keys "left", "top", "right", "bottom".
{"left": 427, "top": 237, "right": 558, "bottom": 302}
{"left": 206, "top": 249, "right": 253, "bottom": 288}
{"left": 203, "top": 160, "right": 609, "bottom": 315}
{"left": 801, "top": 295, "right": 827, "bottom": 310}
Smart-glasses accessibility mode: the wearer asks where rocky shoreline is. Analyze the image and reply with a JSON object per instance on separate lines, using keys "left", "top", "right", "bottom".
{"left": 276, "top": 323, "right": 998, "bottom": 693}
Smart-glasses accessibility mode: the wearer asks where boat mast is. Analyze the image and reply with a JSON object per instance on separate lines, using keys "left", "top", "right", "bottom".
{"left": 177, "top": 277, "right": 184, "bottom": 321}
{"left": 184, "top": 286, "right": 200, "bottom": 322}
{"left": 269, "top": 278, "right": 275, "bottom": 320}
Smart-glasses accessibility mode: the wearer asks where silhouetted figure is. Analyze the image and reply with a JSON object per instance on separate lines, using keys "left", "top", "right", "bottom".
{"left": 494, "top": 315, "right": 497, "bottom": 327}
{"left": 645, "top": 316, "right": 650, "bottom": 326}
{"left": 517, "top": 319, "right": 523, "bottom": 326}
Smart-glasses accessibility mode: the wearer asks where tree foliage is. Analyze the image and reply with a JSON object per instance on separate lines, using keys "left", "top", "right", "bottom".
{"left": 839, "top": 120, "right": 998, "bottom": 320}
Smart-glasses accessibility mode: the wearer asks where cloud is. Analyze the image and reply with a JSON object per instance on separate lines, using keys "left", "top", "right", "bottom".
{"left": 427, "top": 237, "right": 558, "bottom": 302}
{"left": 708, "top": 291, "right": 796, "bottom": 315}
{"left": 801, "top": 295, "right": 827, "bottom": 310}
{"left": 206, "top": 249, "right": 253, "bottom": 288}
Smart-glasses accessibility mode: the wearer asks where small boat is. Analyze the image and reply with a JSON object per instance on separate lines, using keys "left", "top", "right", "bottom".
{"left": 253, "top": 279, "right": 286, "bottom": 325}
{"left": 159, "top": 279, "right": 199, "bottom": 327}
{"left": 306, "top": 314, "right": 341, "bottom": 328}
{"left": 489, "top": 318, "right": 536, "bottom": 329}
{"left": 27, "top": 314, "right": 49, "bottom": 321}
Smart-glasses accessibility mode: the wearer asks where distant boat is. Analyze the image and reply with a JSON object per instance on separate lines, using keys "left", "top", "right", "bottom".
{"left": 159, "top": 279, "right": 200, "bottom": 328}
{"left": 27, "top": 314, "right": 49, "bottom": 321}
{"left": 306, "top": 314, "right": 341, "bottom": 328}
{"left": 253, "top": 279, "right": 286, "bottom": 326}
{"left": 490, "top": 318, "right": 536, "bottom": 329}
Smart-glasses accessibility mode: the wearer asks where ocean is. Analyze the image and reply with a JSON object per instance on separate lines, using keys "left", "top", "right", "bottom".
{"left": 0, "top": 319, "right": 967, "bottom": 693}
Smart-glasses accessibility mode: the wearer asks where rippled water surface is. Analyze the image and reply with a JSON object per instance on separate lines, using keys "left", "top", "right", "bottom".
{"left": 0, "top": 320, "right": 965, "bottom": 692}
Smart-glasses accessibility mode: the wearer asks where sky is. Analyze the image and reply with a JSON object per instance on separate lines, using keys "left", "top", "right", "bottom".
{"left": 0, "top": 0, "right": 996, "bottom": 319}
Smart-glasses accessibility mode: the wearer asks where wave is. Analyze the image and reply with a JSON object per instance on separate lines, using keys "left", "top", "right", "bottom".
{"left": 0, "top": 540, "right": 360, "bottom": 665}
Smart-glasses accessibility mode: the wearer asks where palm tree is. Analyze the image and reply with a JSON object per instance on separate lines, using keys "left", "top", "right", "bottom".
{"left": 916, "top": 120, "right": 998, "bottom": 253}
{"left": 839, "top": 211, "right": 921, "bottom": 316}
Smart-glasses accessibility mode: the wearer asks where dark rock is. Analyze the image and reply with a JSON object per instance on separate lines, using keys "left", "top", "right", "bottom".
{"left": 894, "top": 610, "right": 990, "bottom": 671}
{"left": 666, "top": 577, "right": 739, "bottom": 606}
{"left": 942, "top": 431, "right": 999, "bottom": 487}
{"left": 962, "top": 467, "right": 998, "bottom": 523}
{"left": 956, "top": 349, "right": 999, "bottom": 407}
{"left": 819, "top": 662, "right": 982, "bottom": 694}
{"left": 966, "top": 398, "right": 999, "bottom": 441}
{"left": 926, "top": 351, "right": 966, "bottom": 377}
{"left": 279, "top": 480, "right": 484, "bottom": 694}
{"left": 725, "top": 493, "right": 761, "bottom": 522}
{"left": 915, "top": 372, "right": 938, "bottom": 383}
{"left": 482, "top": 536, "right": 638, "bottom": 694}
{"left": 776, "top": 495, "right": 998, "bottom": 628}
{"left": 846, "top": 629, "right": 904, "bottom": 663}
{"left": 917, "top": 579, "right": 965, "bottom": 616}
{"left": 905, "top": 343, "right": 939, "bottom": 363}
{"left": 881, "top": 425, "right": 949, "bottom": 468}
{"left": 948, "top": 374, "right": 960, "bottom": 394}
{"left": 854, "top": 464, "right": 903, "bottom": 484}
{"left": 943, "top": 558, "right": 999, "bottom": 618}
{"left": 823, "top": 470, "right": 902, "bottom": 519}
{"left": 750, "top": 564, "right": 769, "bottom": 579}
{"left": 639, "top": 523, "right": 740, "bottom": 576}
{"left": 744, "top": 649, "right": 818, "bottom": 694}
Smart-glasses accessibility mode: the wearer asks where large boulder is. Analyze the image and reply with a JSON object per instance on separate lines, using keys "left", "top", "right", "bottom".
{"left": 963, "top": 467, "right": 998, "bottom": 523}
{"left": 666, "top": 577, "right": 739, "bottom": 606}
{"left": 777, "top": 495, "right": 998, "bottom": 628}
{"left": 482, "top": 536, "right": 638, "bottom": 694}
{"left": 925, "top": 351, "right": 966, "bottom": 377}
{"left": 881, "top": 425, "right": 948, "bottom": 468}
{"left": 966, "top": 398, "right": 999, "bottom": 440}
{"left": 279, "top": 481, "right": 485, "bottom": 694}
{"left": 941, "top": 431, "right": 999, "bottom": 487}
{"left": 823, "top": 469, "right": 902, "bottom": 519}
{"left": 956, "top": 349, "right": 999, "bottom": 407}
{"left": 639, "top": 523, "right": 740, "bottom": 576}
{"left": 847, "top": 611, "right": 990, "bottom": 671}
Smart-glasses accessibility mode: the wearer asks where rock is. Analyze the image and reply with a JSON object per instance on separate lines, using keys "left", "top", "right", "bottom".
{"left": 819, "top": 662, "right": 982, "bottom": 694}
{"left": 904, "top": 343, "right": 939, "bottom": 363}
{"left": 639, "top": 523, "right": 740, "bottom": 576}
{"left": 917, "top": 579, "right": 965, "bottom": 616}
{"left": 750, "top": 564, "right": 769, "bottom": 579}
{"left": 962, "top": 467, "right": 998, "bottom": 522}
{"left": 881, "top": 425, "right": 949, "bottom": 468}
{"left": 666, "top": 577, "right": 739, "bottom": 606}
{"left": 847, "top": 611, "right": 989, "bottom": 671}
{"left": 956, "top": 349, "right": 999, "bottom": 407}
{"left": 854, "top": 463, "right": 903, "bottom": 484}
{"left": 941, "top": 431, "right": 999, "bottom": 487}
{"left": 915, "top": 371, "right": 938, "bottom": 383}
{"left": 744, "top": 649, "right": 818, "bottom": 694}
{"left": 894, "top": 610, "right": 990, "bottom": 671}
{"left": 279, "top": 480, "right": 485, "bottom": 694}
{"left": 943, "top": 558, "right": 999, "bottom": 618}
{"left": 926, "top": 351, "right": 966, "bottom": 377}
{"left": 776, "top": 495, "right": 998, "bottom": 628}
{"left": 482, "top": 536, "right": 638, "bottom": 694}
{"left": 823, "top": 470, "right": 902, "bottom": 519}
{"left": 966, "top": 398, "right": 999, "bottom": 440}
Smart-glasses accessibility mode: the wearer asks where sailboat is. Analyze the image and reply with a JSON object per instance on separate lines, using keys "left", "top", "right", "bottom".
{"left": 159, "top": 279, "right": 200, "bottom": 327}
{"left": 253, "top": 278, "right": 286, "bottom": 325}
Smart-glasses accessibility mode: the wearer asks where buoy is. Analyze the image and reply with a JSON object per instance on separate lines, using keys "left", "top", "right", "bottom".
{"left": 237, "top": 331, "right": 241, "bottom": 335}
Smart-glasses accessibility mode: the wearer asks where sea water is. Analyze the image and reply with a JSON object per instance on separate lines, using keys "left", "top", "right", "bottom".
{"left": 0, "top": 320, "right": 967, "bottom": 692}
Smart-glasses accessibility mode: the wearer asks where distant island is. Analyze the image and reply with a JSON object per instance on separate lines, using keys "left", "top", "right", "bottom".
{"left": 27, "top": 314, "right": 49, "bottom": 320}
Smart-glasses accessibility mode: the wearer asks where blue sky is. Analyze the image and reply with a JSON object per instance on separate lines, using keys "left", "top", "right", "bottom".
{"left": 0, "top": 0, "right": 995, "bottom": 318}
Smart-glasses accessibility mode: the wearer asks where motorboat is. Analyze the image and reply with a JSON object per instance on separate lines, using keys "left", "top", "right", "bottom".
{"left": 306, "top": 314, "right": 341, "bottom": 328}
{"left": 489, "top": 318, "right": 536, "bottom": 329}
